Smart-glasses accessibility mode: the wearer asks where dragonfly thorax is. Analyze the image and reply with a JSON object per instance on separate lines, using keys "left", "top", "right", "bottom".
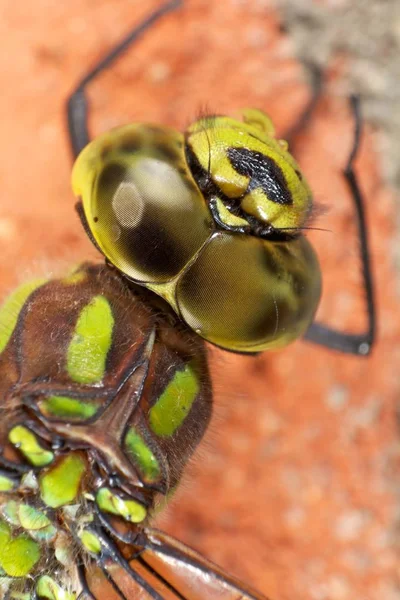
{"left": 0, "top": 263, "right": 212, "bottom": 598}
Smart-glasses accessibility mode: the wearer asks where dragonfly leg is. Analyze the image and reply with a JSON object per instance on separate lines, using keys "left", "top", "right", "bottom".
{"left": 304, "top": 95, "right": 376, "bottom": 355}
{"left": 280, "top": 62, "right": 376, "bottom": 355}
{"left": 66, "top": 0, "right": 183, "bottom": 159}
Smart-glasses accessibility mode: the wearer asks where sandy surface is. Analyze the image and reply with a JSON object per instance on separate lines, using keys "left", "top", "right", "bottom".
{"left": 0, "top": 1, "right": 399, "bottom": 599}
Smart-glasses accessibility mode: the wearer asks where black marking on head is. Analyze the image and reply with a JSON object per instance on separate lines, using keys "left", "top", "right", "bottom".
{"left": 98, "top": 162, "right": 127, "bottom": 191}
{"left": 156, "top": 143, "right": 180, "bottom": 163}
{"left": 185, "top": 140, "right": 215, "bottom": 198}
{"left": 119, "top": 136, "right": 143, "bottom": 154}
{"left": 228, "top": 147, "right": 293, "bottom": 205}
{"left": 185, "top": 141, "right": 294, "bottom": 241}
{"left": 118, "top": 214, "right": 189, "bottom": 279}
{"left": 101, "top": 144, "right": 112, "bottom": 161}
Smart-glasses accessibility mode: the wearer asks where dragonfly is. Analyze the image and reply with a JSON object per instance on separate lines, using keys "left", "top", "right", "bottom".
{"left": 0, "top": 0, "right": 375, "bottom": 598}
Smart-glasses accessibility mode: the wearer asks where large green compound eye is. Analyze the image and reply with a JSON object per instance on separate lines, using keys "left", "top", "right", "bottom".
{"left": 72, "top": 123, "right": 212, "bottom": 284}
{"left": 177, "top": 232, "right": 321, "bottom": 352}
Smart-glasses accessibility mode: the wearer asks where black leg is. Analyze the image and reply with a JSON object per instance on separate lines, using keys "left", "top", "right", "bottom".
{"left": 304, "top": 95, "right": 376, "bottom": 356}
{"left": 66, "top": 0, "right": 183, "bottom": 159}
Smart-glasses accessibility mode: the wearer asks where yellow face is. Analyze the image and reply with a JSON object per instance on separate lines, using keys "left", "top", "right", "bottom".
{"left": 186, "top": 108, "right": 313, "bottom": 234}
{"left": 72, "top": 109, "right": 321, "bottom": 353}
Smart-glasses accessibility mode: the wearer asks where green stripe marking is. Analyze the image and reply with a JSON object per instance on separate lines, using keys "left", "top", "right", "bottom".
{"left": 0, "top": 278, "right": 47, "bottom": 354}
{"left": 39, "top": 395, "right": 99, "bottom": 420}
{"left": 18, "top": 504, "right": 51, "bottom": 531}
{"left": 0, "top": 475, "right": 15, "bottom": 492}
{"left": 40, "top": 454, "right": 86, "bottom": 508}
{"left": 96, "top": 487, "right": 147, "bottom": 523}
{"left": 67, "top": 295, "right": 114, "bottom": 385}
{"left": 149, "top": 360, "right": 200, "bottom": 437}
{"left": 36, "top": 575, "right": 77, "bottom": 600}
{"left": 124, "top": 427, "right": 160, "bottom": 482}
{"left": 8, "top": 426, "right": 54, "bottom": 467}
{"left": 1, "top": 500, "right": 19, "bottom": 525}
{"left": 0, "top": 519, "right": 40, "bottom": 577}
{"left": 79, "top": 529, "right": 101, "bottom": 555}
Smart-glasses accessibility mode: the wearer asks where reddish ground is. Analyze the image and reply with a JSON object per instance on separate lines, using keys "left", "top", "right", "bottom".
{"left": 0, "top": 1, "right": 399, "bottom": 599}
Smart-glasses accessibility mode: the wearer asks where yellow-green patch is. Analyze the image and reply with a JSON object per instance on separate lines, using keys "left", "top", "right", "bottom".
{"left": 8, "top": 425, "right": 54, "bottom": 467}
{"left": 0, "top": 519, "right": 11, "bottom": 546}
{"left": 0, "top": 279, "right": 47, "bottom": 354}
{"left": 39, "top": 395, "right": 99, "bottom": 421}
{"left": 62, "top": 267, "right": 87, "bottom": 286}
{"left": 1, "top": 501, "right": 19, "bottom": 526}
{"left": 0, "top": 518, "right": 40, "bottom": 577}
{"left": 124, "top": 428, "right": 160, "bottom": 482}
{"left": 36, "top": 575, "right": 76, "bottom": 600}
{"left": 18, "top": 504, "right": 51, "bottom": 530}
{"left": 149, "top": 361, "right": 200, "bottom": 437}
{"left": 67, "top": 295, "right": 114, "bottom": 385}
{"left": 7, "top": 592, "right": 30, "bottom": 600}
{"left": 0, "top": 474, "right": 15, "bottom": 492}
{"left": 96, "top": 487, "right": 147, "bottom": 523}
{"left": 29, "top": 523, "right": 57, "bottom": 543}
{"left": 40, "top": 454, "right": 86, "bottom": 508}
{"left": 79, "top": 529, "right": 101, "bottom": 555}
{"left": 214, "top": 198, "right": 249, "bottom": 228}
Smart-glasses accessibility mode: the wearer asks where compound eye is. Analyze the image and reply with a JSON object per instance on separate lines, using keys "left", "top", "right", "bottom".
{"left": 177, "top": 232, "right": 321, "bottom": 352}
{"left": 72, "top": 124, "right": 212, "bottom": 283}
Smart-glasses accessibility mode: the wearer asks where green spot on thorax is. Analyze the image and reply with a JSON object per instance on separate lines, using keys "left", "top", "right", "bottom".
{"left": 124, "top": 428, "right": 160, "bottom": 482}
{"left": 0, "top": 519, "right": 10, "bottom": 545}
{"left": 1, "top": 500, "right": 19, "bottom": 525}
{"left": 96, "top": 487, "right": 147, "bottom": 523}
{"left": 0, "top": 501, "right": 56, "bottom": 543}
{"left": 0, "top": 475, "right": 15, "bottom": 492}
{"left": 8, "top": 425, "right": 54, "bottom": 467}
{"left": 0, "top": 278, "right": 47, "bottom": 354}
{"left": 0, "top": 518, "right": 40, "bottom": 577}
{"left": 39, "top": 395, "right": 99, "bottom": 420}
{"left": 18, "top": 504, "right": 51, "bottom": 530}
{"left": 36, "top": 575, "right": 76, "bottom": 600}
{"left": 149, "top": 360, "right": 200, "bottom": 437}
{"left": 40, "top": 453, "right": 86, "bottom": 508}
{"left": 62, "top": 266, "right": 87, "bottom": 286}
{"left": 67, "top": 295, "right": 114, "bottom": 385}
{"left": 79, "top": 529, "right": 101, "bottom": 555}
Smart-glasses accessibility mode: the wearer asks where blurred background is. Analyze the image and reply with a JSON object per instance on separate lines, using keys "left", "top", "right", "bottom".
{"left": 0, "top": 0, "right": 399, "bottom": 598}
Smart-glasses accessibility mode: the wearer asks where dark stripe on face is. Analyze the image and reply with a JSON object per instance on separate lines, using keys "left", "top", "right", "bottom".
{"left": 227, "top": 147, "right": 293, "bottom": 205}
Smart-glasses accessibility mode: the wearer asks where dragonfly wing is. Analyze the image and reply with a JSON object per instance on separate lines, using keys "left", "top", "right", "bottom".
{"left": 82, "top": 527, "right": 270, "bottom": 600}
{"left": 129, "top": 527, "right": 271, "bottom": 600}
